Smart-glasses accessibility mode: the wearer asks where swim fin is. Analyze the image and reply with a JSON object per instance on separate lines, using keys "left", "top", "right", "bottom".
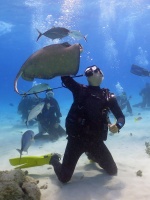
{"left": 9, "top": 154, "right": 52, "bottom": 169}
{"left": 131, "top": 64, "right": 150, "bottom": 77}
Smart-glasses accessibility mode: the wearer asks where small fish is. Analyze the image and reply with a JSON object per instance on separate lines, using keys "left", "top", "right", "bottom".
{"left": 134, "top": 117, "right": 142, "bottom": 122}
{"left": 69, "top": 30, "right": 87, "bottom": 42}
{"left": 36, "top": 27, "right": 70, "bottom": 41}
{"left": 16, "top": 130, "right": 34, "bottom": 159}
{"left": 26, "top": 102, "right": 45, "bottom": 126}
{"left": 23, "top": 83, "right": 51, "bottom": 96}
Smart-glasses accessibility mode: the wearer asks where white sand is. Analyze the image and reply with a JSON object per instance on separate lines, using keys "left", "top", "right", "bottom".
{"left": 1, "top": 106, "right": 150, "bottom": 200}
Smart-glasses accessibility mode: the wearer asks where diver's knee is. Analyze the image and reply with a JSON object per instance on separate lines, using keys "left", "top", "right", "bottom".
{"left": 58, "top": 170, "right": 72, "bottom": 183}
{"left": 59, "top": 175, "right": 71, "bottom": 183}
{"left": 107, "top": 165, "right": 118, "bottom": 176}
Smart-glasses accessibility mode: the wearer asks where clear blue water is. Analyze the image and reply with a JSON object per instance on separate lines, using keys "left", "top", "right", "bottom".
{"left": 1, "top": 0, "right": 150, "bottom": 117}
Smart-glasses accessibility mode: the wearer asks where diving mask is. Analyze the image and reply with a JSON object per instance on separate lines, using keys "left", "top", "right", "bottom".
{"left": 85, "top": 65, "right": 104, "bottom": 78}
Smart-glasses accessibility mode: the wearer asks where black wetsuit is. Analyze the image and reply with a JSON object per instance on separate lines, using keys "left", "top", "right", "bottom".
{"left": 52, "top": 76, "right": 125, "bottom": 183}
{"left": 35, "top": 97, "right": 65, "bottom": 140}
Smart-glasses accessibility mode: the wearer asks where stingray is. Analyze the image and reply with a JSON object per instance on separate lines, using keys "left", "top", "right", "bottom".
{"left": 14, "top": 42, "right": 82, "bottom": 95}
{"left": 36, "top": 27, "right": 70, "bottom": 41}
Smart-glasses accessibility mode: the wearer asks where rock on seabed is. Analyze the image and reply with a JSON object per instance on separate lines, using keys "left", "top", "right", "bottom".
{"left": 0, "top": 169, "right": 41, "bottom": 200}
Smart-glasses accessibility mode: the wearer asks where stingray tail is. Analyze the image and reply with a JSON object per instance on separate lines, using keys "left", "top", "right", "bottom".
{"left": 36, "top": 29, "right": 42, "bottom": 41}
{"left": 14, "top": 71, "right": 23, "bottom": 95}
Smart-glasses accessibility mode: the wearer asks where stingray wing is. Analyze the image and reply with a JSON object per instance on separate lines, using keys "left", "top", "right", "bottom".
{"left": 14, "top": 42, "right": 81, "bottom": 95}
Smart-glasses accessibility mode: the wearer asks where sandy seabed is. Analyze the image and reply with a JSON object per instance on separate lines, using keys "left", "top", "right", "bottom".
{"left": 0, "top": 105, "right": 150, "bottom": 200}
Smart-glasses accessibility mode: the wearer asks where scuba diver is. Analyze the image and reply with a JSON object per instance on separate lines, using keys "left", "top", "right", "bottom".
{"left": 34, "top": 90, "right": 66, "bottom": 141}
{"left": 116, "top": 92, "right": 133, "bottom": 116}
{"left": 49, "top": 65, "right": 125, "bottom": 183}
{"left": 130, "top": 64, "right": 150, "bottom": 108}
{"left": 133, "top": 83, "right": 150, "bottom": 108}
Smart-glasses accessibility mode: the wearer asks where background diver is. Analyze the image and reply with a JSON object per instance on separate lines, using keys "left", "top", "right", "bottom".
{"left": 116, "top": 92, "right": 133, "bottom": 116}
{"left": 34, "top": 90, "right": 66, "bottom": 141}
{"left": 133, "top": 82, "right": 150, "bottom": 108}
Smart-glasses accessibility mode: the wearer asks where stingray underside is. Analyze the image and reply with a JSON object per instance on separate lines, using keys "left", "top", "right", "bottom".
{"left": 21, "top": 43, "right": 81, "bottom": 81}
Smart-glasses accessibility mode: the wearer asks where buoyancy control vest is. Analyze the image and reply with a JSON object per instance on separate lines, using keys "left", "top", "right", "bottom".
{"left": 66, "top": 85, "right": 112, "bottom": 140}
